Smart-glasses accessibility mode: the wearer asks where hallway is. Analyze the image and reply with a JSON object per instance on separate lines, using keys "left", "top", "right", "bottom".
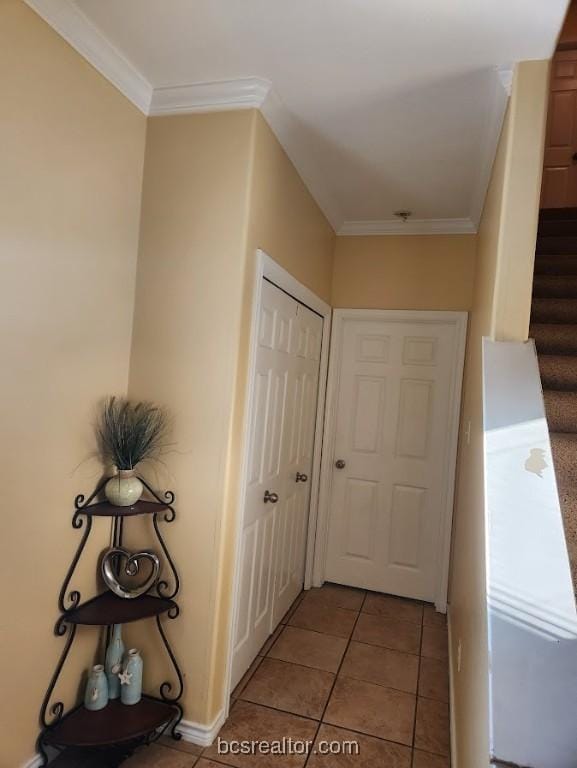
{"left": 125, "top": 584, "right": 450, "bottom": 767}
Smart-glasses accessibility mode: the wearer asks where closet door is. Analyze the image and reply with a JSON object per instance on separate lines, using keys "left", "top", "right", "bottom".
{"left": 273, "top": 299, "right": 322, "bottom": 625}
{"left": 231, "top": 280, "right": 322, "bottom": 688}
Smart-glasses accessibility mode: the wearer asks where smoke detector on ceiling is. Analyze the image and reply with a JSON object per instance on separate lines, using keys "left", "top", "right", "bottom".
{"left": 393, "top": 210, "right": 412, "bottom": 222}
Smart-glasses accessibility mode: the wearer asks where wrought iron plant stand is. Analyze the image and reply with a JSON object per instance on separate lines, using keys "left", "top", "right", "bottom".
{"left": 37, "top": 478, "right": 184, "bottom": 766}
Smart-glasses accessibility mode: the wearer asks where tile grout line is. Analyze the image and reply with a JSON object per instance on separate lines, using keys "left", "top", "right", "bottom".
{"left": 226, "top": 695, "right": 432, "bottom": 754}
{"left": 218, "top": 590, "right": 447, "bottom": 768}
{"left": 239, "top": 589, "right": 305, "bottom": 687}
{"left": 231, "top": 654, "right": 265, "bottom": 701}
{"left": 410, "top": 605, "right": 425, "bottom": 767}
{"left": 301, "top": 590, "right": 367, "bottom": 768}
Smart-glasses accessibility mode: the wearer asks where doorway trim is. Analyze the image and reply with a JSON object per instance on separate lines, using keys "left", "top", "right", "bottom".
{"left": 313, "top": 308, "right": 468, "bottom": 611}
{"left": 224, "top": 249, "right": 331, "bottom": 710}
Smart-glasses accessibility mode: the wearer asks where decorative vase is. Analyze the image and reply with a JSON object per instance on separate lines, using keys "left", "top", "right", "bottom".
{"left": 105, "top": 624, "right": 125, "bottom": 699}
{"left": 84, "top": 665, "right": 108, "bottom": 711}
{"left": 105, "top": 469, "right": 143, "bottom": 507}
{"left": 120, "top": 648, "right": 143, "bottom": 706}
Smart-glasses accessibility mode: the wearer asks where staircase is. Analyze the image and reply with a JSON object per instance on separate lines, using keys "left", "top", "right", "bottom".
{"left": 532, "top": 208, "right": 577, "bottom": 592}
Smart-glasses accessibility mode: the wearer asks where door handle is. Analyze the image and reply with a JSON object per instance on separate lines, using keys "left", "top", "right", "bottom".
{"left": 263, "top": 490, "right": 279, "bottom": 503}
{"left": 296, "top": 472, "right": 308, "bottom": 483}
{"left": 335, "top": 459, "right": 346, "bottom": 469}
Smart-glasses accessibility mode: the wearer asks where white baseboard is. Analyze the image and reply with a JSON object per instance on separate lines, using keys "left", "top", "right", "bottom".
{"left": 176, "top": 709, "right": 226, "bottom": 747}
{"left": 447, "top": 604, "right": 458, "bottom": 768}
{"left": 22, "top": 756, "right": 43, "bottom": 768}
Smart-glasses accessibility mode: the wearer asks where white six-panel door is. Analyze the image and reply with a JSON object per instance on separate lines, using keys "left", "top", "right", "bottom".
{"left": 231, "top": 280, "right": 322, "bottom": 687}
{"left": 324, "top": 312, "right": 465, "bottom": 603}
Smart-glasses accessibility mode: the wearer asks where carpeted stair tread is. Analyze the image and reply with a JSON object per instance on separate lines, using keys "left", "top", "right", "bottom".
{"left": 549, "top": 433, "right": 577, "bottom": 487}
{"left": 537, "top": 235, "right": 577, "bottom": 254}
{"left": 551, "top": 485, "right": 577, "bottom": 594}
{"left": 544, "top": 390, "right": 577, "bottom": 432}
{"left": 533, "top": 275, "right": 577, "bottom": 298}
{"left": 534, "top": 255, "right": 577, "bottom": 275}
{"left": 531, "top": 324, "right": 577, "bottom": 355}
{"left": 538, "top": 355, "right": 577, "bottom": 390}
{"left": 539, "top": 207, "right": 577, "bottom": 221}
{"left": 531, "top": 298, "right": 577, "bottom": 324}
{"left": 549, "top": 445, "right": 577, "bottom": 592}
{"left": 538, "top": 220, "right": 577, "bottom": 236}
{"left": 535, "top": 215, "right": 577, "bottom": 597}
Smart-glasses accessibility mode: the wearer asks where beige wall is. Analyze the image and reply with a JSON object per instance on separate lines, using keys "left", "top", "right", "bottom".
{"left": 127, "top": 110, "right": 255, "bottom": 725}
{"left": 491, "top": 62, "right": 549, "bottom": 340}
{"left": 247, "top": 113, "right": 335, "bottom": 303}
{"left": 0, "top": 2, "right": 146, "bottom": 764}
{"left": 128, "top": 108, "right": 335, "bottom": 725}
{"left": 332, "top": 235, "right": 477, "bottom": 310}
{"left": 449, "top": 60, "right": 549, "bottom": 768}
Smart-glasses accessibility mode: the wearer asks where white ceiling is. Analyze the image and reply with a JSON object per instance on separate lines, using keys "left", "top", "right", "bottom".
{"left": 28, "top": 0, "right": 569, "bottom": 233}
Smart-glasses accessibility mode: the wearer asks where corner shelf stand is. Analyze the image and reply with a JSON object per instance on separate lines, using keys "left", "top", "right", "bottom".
{"left": 37, "top": 478, "right": 184, "bottom": 767}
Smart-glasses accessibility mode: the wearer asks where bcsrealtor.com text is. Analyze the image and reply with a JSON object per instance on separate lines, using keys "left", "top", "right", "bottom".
{"left": 217, "top": 737, "right": 360, "bottom": 756}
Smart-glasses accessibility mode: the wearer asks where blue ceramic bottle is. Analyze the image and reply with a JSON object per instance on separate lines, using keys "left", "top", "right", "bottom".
{"left": 84, "top": 665, "right": 108, "bottom": 711}
{"left": 105, "top": 624, "right": 125, "bottom": 700}
{"left": 120, "top": 648, "right": 143, "bottom": 705}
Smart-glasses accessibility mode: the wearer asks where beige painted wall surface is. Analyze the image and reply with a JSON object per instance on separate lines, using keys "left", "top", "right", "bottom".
{"left": 128, "top": 108, "right": 335, "bottom": 727}
{"left": 127, "top": 110, "right": 255, "bottom": 726}
{"left": 332, "top": 235, "right": 476, "bottom": 310}
{"left": 0, "top": 2, "right": 146, "bottom": 764}
{"left": 449, "top": 60, "right": 549, "bottom": 768}
{"left": 246, "top": 113, "right": 335, "bottom": 303}
{"left": 448, "top": 122, "right": 505, "bottom": 768}
{"left": 491, "top": 60, "right": 549, "bottom": 341}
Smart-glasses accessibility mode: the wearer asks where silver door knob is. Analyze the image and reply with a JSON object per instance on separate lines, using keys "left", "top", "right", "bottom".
{"left": 296, "top": 472, "right": 308, "bottom": 483}
{"left": 335, "top": 459, "right": 346, "bottom": 469}
{"left": 263, "top": 490, "right": 279, "bottom": 503}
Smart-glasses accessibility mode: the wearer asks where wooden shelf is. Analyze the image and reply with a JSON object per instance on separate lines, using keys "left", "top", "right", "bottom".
{"left": 44, "top": 697, "right": 176, "bottom": 748}
{"left": 65, "top": 592, "right": 176, "bottom": 625}
{"left": 80, "top": 500, "right": 169, "bottom": 518}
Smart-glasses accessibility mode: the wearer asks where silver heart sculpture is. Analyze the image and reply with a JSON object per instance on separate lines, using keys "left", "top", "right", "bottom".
{"left": 101, "top": 547, "right": 160, "bottom": 599}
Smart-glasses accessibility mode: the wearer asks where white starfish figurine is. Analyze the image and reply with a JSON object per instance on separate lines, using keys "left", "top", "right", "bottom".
{"left": 118, "top": 669, "right": 133, "bottom": 686}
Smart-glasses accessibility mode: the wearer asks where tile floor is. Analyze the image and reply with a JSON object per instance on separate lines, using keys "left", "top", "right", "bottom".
{"left": 57, "top": 584, "right": 450, "bottom": 767}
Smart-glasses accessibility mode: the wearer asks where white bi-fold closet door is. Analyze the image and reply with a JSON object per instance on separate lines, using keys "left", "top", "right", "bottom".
{"left": 231, "top": 279, "right": 323, "bottom": 688}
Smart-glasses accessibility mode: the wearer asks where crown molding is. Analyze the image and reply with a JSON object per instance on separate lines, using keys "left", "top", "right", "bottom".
{"left": 338, "top": 218, "right": 477, "bottom": 236}
{"left": 149, "top": 77, "right": 271, "bottom": 116}
{"left": 23, "top": 0, "right": 341, "bottom": 228}
{"left": 24, "top": 0, "right": 507, "bottom": 235}
{"left": 24, "top": 0, "right": 152, "bottom": 113}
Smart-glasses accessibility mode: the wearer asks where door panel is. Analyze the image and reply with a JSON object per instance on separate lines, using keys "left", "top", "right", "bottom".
{"left": 272, "top": 299, "right": 323, "bottom": 624}
{"left": 542, "top": 51, "right": 577, "bottom": 208}
{"left": 325, "top": 315, "right": 461, "bottom": 601}
{"left": 389, "top": 484, "right": 424, "bottom": 568}
{"left": 343, "top": 478, "right": 378, "bottom": 560}
{"left": 232, "top": 280, "right": 322, "bottom": 687}
{"left": 396, "top": 378, "right": 434, "bottom": 459}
